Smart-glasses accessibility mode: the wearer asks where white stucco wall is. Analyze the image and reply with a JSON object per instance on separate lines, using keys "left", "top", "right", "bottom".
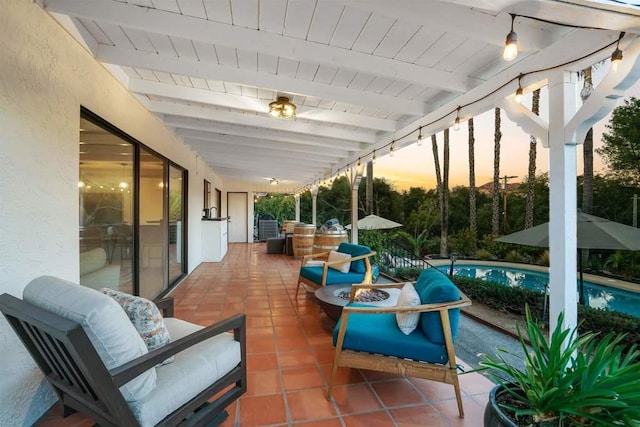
{"left": 0, "top": 1, "right": 221, "bottom": 424}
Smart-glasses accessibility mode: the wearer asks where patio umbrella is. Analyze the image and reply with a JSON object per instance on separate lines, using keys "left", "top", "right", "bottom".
{"left": 345, "top": 214, "right": 403, "bottom": 230}
{"left": 496, "top": 212, "right": 640, "bottom": 303}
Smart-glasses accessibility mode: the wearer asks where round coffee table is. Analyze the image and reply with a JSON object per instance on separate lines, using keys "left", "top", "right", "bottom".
{"left": 314, "top": 285, "right": 400, "bottom": 321}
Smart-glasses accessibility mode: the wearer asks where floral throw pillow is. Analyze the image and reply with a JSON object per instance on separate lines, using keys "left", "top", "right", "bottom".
{"left": 100, "top": 288, "right": 173, "bottom": 365}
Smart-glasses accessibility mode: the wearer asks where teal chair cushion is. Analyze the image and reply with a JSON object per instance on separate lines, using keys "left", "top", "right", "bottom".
{"left": 300, "top": 266, "right": 366, "bottom": 286}
{"left": 414, "top": 269, "right": 461, "bottom": 345}
{"left": 333, "top": 303, "right": 449, "bottom": 364}
{"left": 336, "top": 242, "right": 371, "bottom": 274}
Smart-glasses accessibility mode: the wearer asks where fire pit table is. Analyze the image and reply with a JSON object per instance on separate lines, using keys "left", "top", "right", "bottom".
{"left": 314, "top": 284, "right": 401, "bottom": 321}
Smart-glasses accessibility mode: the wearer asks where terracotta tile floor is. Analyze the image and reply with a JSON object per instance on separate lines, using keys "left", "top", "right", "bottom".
{"left": 38, "top": 243, "right": 494, "bottom": 426}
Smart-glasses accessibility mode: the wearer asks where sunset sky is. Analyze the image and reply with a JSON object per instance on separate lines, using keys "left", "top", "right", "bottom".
{"left": 374, "top": 70, "right": 640, "bottom": 191}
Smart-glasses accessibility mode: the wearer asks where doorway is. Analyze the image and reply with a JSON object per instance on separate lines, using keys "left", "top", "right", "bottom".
{"left": 227, "top": 192, "right": 248, "bottom": 243}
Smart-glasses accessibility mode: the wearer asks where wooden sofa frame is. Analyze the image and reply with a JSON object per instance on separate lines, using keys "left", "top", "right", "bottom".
{"left": 296, "top": 250, "right": 377, "bottom": 297}
{"left": 0, "top": 294, "right": 246, "bottom": 427}
{"left": 328, "top": 282, "right": 471, "bottom": 418}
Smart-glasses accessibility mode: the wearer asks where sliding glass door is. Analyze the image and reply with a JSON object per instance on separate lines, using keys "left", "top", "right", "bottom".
{"left": 79, "top": 110, "right": 187, "bottom": 299}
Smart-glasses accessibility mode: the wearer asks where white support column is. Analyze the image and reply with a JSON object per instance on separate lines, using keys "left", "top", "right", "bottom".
{"left": 350, "top": 165, "right": 365, "bottom": 244}
{"left": 311, "top": 185, "right": 319, "bottom": 225}
{"left": 295, "top": 194, "right": 300, "bottom": 222}
{"left": 547, "top": 70, "right": 578, "bottom": 333}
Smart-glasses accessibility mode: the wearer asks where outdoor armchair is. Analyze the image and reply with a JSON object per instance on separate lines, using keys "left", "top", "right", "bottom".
{"left": 328, "top": 269, "right": 471, "bottom": 418}
{"left": 296, "top": 242, "right": 376, "bottom": 297}
{"left": 0, "top": 276, "right": 246, "bottom": 427}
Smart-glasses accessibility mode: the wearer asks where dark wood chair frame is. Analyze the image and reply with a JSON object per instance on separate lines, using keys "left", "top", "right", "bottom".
{"left": 0, "top": 294, "right": 246, "bottom": 427}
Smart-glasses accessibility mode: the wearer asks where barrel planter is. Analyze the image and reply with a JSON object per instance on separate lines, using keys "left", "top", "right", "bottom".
{"left": 292, "top": 224, "right": 316, "bottom": 258}
{"left": 484, "top": 384, "right": 518, "bottom": 427}
{"left": 313, "top": 230, "right": 348, "bottom": 254}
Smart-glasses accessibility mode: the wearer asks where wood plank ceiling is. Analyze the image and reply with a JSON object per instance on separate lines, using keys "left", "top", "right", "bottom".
{"left": 43, "top": 0, "right": 640, "bottom": 190}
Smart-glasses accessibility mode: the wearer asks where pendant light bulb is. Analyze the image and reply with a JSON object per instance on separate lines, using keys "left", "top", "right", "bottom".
{"left": 372, "top": 150, "right": 377, "bottom": 164}
{"left": 610, "top": 32, "right": 625, "bottom": 72}
{"left": 389, "top": 141, "right": 395, "bottom": 157}
{"left": 416, "top": 127, "right": 424, "bottom": 146}
{"left": 503, "top": 14, "right": 518, "bottom": 61}
{"left": 453, "top": 107, "right": 461, "bottom": 131}
{"left": 515, "top": 87, "right": 523, "bottom": 103}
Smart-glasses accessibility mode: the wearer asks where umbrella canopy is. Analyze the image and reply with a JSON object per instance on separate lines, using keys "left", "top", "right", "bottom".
{"left": 496, "top": 212, "right": 640, "bottom": 250}
{"left": 345, "top": 214, "right": 402, "bottom": 230}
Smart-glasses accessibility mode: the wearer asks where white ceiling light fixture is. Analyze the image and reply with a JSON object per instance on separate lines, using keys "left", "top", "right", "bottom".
{"left": 270, "top": 178, "right": 279, "bottom": 185}
{"left": 268, "top": 96, "right": 296, "bottom": 119}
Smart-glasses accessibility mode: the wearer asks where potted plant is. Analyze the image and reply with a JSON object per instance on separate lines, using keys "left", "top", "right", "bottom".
{"left": 480, "top": 306, "right": 640, "bottom": 426}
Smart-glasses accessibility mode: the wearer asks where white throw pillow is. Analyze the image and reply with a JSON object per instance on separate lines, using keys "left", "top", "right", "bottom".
{"left": 327, "top": 250, "right": 351, "bottom": 273}
{"left": 395, "top": 283, "right": 421, "bottom": 335}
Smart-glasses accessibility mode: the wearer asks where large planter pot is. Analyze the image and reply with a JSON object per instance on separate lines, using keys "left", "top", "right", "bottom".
{"left": 484, "top": 384, "right": 518, "bottom": 427}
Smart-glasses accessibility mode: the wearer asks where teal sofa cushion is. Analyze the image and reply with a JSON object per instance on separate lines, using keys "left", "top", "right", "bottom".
{"left": 300, "top": 266, "right": 366, "bottom": 286}
{"left": 414, "top": 269, "right": 461, "bottom": 345}
{"left": 336, "top": 242, "right": 371, "bottom": 274}
{"left": 333, "top": 303, "right": 449, "bottom": 364}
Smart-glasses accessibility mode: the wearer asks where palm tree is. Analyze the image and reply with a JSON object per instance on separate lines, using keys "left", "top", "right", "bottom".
{"left": 492, "top": 107, "right": 502, "bottom": 235}
{"left": 525, "top": 89, "right": 541, "bottom": 229}
{"left": 581, "top": 66, "right": 594, "bottom": 215}
{"left": 431, "top": 134, "right": 445, "bottom": 257}
{"left": 442, "top": 128, "right": 450, "bottom": 257}
{"left": 468, "top": 118, "right": 477, "bottom": 250}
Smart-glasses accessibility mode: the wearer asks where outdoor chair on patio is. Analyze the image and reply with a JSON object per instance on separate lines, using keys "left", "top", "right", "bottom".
{"left": 0, "top": 276, "right": 246, "bottom": 427}
{"left": 328, "top": 269, "right": 471, "bottom": 417}
{"left": 296, "top": 242, "right": 376, "bottom": 297}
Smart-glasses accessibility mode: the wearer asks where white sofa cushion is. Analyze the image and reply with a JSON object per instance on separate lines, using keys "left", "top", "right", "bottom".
{"left": 129, "top": 318, "right": 241, "bottom": 427}
{"left": 79, "top": 247, "right": 108, "bottom": 276}
{"left": 23, "top": 276, "right": 156, "bottom": 402}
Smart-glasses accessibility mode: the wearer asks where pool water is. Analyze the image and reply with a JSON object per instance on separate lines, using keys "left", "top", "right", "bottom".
{"left": 438, "top": 264, "right": 640, "bottom": 318}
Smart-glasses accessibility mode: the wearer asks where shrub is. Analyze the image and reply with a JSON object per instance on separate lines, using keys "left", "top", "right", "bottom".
{"left": 475, "top": 249, "right": 493, "bottom": 260}
{"left": 505, "top": 250, "right": 525, "bottom": 263}
{"left": 392, "top": 266, "right": 423, "bottom": 281}
{"left": 537, "top": 250, "right": 550, "bottom": 266}
{"left": 449, "top": 228, "right": 476, "bottom": 256}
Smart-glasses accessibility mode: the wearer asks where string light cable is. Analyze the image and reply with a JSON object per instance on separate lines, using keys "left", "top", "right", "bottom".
{"left": 296, "top": 30, "right": 632, "bottom": 193}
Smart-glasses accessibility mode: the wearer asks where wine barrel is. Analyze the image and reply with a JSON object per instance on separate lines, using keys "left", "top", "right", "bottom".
{"left": 292, "top": 224, "right": 316, "bottom": 258}
{"left": 313, "top": 230, "right": 348, "bottom": 254}
{"left": 281, "top": 220, "right": 299, "bottom": 234}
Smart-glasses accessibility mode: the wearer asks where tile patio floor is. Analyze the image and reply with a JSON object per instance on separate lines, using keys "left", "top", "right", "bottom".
{"left": 38, "top": 243, "right": 494, "bottom": 426}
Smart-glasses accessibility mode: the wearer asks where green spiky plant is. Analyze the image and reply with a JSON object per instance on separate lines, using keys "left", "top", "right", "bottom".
{"left": 480, "top": 305, "right": 640, "bottom": 426}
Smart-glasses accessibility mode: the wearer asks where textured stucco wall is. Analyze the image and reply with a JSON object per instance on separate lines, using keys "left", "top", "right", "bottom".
{"left": 0, "top": 1, "right": 220, "bottom": 424}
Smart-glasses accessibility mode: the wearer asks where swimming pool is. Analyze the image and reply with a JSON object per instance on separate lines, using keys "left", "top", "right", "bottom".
{"left": 437, "top": 264, "right": 640, "bottom": 318}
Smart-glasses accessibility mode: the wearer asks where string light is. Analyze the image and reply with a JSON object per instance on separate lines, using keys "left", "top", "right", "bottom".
{"left": 611, "top": 32, "right": 625, "bottom": 72}
{"left": 515, "top": 75, "right": 523, "bottom": 103}
{"left": 416, "top": 127, "right": 424, "bottom": 146}
{"left": 503, "top": 14, "right": 518, "bottom": 61}
{"left": 454, "top": 107, "right": 461, "bottom": 131}
{"left": 312, "top": 31, "right": 621, "bottom": 189}
{"left": 357, "top": 157, "right": 361, "bottom": 167}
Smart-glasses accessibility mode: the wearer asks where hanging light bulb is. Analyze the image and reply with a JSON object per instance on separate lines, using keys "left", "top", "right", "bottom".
{"left": 610, "top": 32, "right": 625, "bottom": 72}
{"left": 389, "top": 141, "right": 395, "bottom": 157}
{"left": 515, "top": 75, "right": 523, "bottom": 103}
{"left": 503, "top": 14, "right": 518, "bottom": 61}
{"left": 416, "top": 127, "right": 424, "bottom": 146}
{"left": 372, "top": 150, "right": 377, "bottom": 164}
{"left": 118, "top": 163, "right": 129, "bottom": 189}
{"left": 357, "top": 157, "right": 361, "bottom": 167}
{"left": 454, "top": 107, "right": 461, "bottom": 131}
